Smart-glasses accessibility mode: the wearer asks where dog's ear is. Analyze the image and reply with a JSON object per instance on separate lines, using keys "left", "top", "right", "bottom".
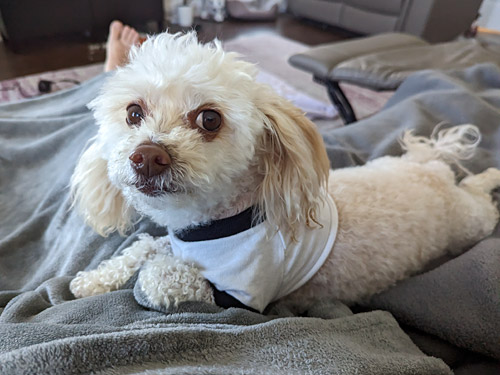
{"left": 70, "top": 141, "right": 134, "bottom": 236}
{"left": 256, "top": 88, "right": 330, "bottom": 232}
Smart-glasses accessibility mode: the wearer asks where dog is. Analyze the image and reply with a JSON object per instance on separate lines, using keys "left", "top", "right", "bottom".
{"left": 69, "top": 32, "right": 500, "bottom": 313}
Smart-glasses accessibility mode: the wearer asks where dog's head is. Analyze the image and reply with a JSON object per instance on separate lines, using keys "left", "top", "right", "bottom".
{"left": 71, "top": 32, "right": 330, "bottom": 235}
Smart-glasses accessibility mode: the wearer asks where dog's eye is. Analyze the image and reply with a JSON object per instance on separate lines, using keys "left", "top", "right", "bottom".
{"left": 195, "top": 110, "right": 221, "bottom": 132}
{"left": 126, "top": 104, "right": 144, "bottom": 126}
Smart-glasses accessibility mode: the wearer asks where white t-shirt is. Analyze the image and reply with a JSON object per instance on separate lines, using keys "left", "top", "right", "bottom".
{"left": 169, "top": 195, "right": 338, "bottom": 312}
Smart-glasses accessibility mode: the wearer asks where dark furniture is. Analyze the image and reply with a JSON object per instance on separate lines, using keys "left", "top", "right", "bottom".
{"left": 0, "top": 0, "right": 163, "bottom": 50}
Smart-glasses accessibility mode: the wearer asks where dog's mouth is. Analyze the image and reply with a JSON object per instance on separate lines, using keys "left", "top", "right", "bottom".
{"left": 133, "top": 176, "right": 184, "bottom": 197}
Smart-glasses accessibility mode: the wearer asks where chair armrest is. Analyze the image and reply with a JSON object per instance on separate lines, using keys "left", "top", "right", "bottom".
{"left": 288, "top": 32, "right": 428, "bottom": 81}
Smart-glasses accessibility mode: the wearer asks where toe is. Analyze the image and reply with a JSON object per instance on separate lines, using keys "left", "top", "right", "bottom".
{"left": 128, "top": 29, "right": 140, "bottom": 45}
{"left": 109, "top": 20, "right": 123, "bottom": 41}
{"left": 121, "top": 26, "right": 132, "bottom": 41}
{"left": 121, "top": 26, "right": 140, "bottom": 46}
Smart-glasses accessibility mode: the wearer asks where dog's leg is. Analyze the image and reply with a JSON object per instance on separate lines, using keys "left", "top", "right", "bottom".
{"left": 444, "top": 167, "right": 500, "bottom": 255}
{"left": 137, "top": 253, "right": 214, "bottom": 309}
{"left": 70, "top": 234, "right": 166, "bottom": 298}
{"left": 460, "top": 168, "right": 500, "bottom": 194}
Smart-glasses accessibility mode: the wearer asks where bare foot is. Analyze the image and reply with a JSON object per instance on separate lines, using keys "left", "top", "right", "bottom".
{"left": 104, "top": 20, "right": 140, "bottom": 72}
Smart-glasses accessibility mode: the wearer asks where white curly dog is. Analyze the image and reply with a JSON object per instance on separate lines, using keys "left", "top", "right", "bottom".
{"left": 69, "top": 31, "right": 500, "bottom": 313}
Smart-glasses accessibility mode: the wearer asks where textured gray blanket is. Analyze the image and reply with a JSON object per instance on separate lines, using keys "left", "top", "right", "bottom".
{"left": 1, "top": 64, "right": 499, "bottom": 374}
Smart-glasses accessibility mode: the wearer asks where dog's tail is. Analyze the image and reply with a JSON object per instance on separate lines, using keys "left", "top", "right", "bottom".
{"left": 400, "top": 124, "right": 481, "bottom": 173}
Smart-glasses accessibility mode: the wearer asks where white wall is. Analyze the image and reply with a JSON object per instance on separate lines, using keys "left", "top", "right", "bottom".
{"left": 478, "top": 0, "right": 500, "bottom": 30}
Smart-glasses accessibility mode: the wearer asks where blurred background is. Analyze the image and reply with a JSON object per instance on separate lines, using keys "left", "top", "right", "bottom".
{"left": 0, "top": 0, "right": 497, "bottom": 84}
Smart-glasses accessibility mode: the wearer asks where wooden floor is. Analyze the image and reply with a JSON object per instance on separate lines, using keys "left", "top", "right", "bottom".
{"left": 0, "top": 14, "right": 355, "bottom": 81}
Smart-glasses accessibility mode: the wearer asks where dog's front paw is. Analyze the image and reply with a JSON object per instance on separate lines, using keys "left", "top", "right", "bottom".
{"left": 70, "top": 270, "right": 115, "bottom": 298}
{"left": 137, "top": 253, "right": 214, "bottom": 309}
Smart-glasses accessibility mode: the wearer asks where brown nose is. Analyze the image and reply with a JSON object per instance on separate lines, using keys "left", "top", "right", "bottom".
{"left": 129, "top": 143, "right": 171, "bottom": 178}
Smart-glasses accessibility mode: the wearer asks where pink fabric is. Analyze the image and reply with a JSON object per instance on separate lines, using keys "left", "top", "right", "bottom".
{"left": 0, "top": 63, "right": 103, "bottom": 103}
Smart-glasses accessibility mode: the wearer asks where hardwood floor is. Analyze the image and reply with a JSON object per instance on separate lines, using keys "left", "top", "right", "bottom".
{"left": 0, "top": 14, "right": 355, "bottom": 81}
{"left": 189, "top": 14, "right": 356, "bottom": 44}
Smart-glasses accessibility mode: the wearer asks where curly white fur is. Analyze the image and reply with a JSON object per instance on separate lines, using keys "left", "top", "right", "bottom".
{"left": 138, "top": 253, "right": 214, "bottom": 308}
{"left": 70, "top": 234, "right": 163, "bottom": 297}
{"left": 69, "top": 31, "right": 500, "bottom": 311}
{"left": 400, "top": 123, "right": 481, "bottom": 171}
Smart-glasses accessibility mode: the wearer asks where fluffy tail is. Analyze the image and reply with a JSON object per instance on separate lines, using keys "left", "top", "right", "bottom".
{"left": 400, "top": 124, "right": 481, "bottom": 173}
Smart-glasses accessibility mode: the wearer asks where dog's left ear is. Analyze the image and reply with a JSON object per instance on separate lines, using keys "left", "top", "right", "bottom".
{"left": 256, "top": 88, "right": 330, "bottom": 232}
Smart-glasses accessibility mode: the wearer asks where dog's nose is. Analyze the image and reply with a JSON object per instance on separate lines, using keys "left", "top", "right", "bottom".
{"left": 129, "top": 143, "right": 171, "bottom": 178}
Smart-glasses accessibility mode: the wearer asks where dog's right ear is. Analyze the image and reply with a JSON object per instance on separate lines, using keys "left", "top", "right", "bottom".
{"left": 70, "top": 141, "right": 134, "bottom": 236}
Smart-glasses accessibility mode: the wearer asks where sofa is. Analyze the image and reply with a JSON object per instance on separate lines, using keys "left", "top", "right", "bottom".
{"left": 288, "top": 0, "right": 484, "bottom": 43}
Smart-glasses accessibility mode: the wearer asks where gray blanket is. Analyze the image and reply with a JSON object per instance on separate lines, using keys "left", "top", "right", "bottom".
{"left": 1, "top": 64, "right": 499, "bottom": 374}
